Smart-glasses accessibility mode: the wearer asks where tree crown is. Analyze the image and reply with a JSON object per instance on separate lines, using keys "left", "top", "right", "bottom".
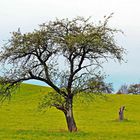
{"left": 0, "top": 15, "right": 124, "bottom": 101}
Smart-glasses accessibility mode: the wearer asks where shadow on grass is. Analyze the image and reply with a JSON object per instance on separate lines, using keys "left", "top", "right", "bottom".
{"left": 15, "top": 129, "right": 92, "bottom": 139}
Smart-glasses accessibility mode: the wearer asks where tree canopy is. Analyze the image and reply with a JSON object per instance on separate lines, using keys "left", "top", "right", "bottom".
{"left": 0, "top": 15, "right": 125, "bottom": 132}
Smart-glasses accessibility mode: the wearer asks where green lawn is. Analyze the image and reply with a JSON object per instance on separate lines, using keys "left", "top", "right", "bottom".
{"left": 0, "top": 83, "right": 140, "bottom": 140}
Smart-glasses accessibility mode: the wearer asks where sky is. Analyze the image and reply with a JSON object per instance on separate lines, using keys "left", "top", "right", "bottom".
{"left": 0, "top": 0, "right": 140, "bottom": 91}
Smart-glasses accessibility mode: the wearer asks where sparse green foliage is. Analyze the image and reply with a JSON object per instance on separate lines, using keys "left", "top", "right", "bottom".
{"left": 83, "top": 75, "right": 113, "bottom": 94}
{"left": 39, "top": 91, "right": 66, "bottom": 111}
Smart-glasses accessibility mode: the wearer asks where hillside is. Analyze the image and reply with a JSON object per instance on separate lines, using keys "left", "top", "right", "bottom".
{"left": 0, "top": 83, "right": 140, "bottom": 140}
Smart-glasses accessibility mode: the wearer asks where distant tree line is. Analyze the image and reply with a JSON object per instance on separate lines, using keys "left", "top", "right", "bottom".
{"left": 96, "top": 81, "right": 140, "bottom": 94}
{"left": 117, "top": 84, "right": 140, "bottom": 94}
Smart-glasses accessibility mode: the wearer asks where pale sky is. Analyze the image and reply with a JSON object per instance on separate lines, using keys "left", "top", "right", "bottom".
{"left": 0, "top": 0, "right": 140, "bottom": 91}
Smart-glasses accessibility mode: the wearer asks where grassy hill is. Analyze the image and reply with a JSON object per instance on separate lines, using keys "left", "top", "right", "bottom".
{"left": 0, "top": 83, "right": 140, "bottom": 140}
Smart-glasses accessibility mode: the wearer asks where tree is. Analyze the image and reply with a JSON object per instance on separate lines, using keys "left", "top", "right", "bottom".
{"left": 117, "top": 84, "right": 128, "bottom": 94}
{"left": 0, "top": 15, "right": 124, "bottom": 132}
{"left": 128, "top": 84, "right": 140, "bottom": 94}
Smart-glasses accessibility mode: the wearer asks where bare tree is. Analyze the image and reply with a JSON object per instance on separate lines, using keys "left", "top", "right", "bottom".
{"left": 117, "top": 84, "right": 128, "bottom": 94}
{"left": 0, "top": 15, "right": 125, "bottom": 132}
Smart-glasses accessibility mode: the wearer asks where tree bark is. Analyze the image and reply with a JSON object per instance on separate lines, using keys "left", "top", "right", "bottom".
{"left": 63, "top": 97, "right": 77, "bottom": 132}
{"left": 64, "top": 106, "right": 77, "bottom": 132}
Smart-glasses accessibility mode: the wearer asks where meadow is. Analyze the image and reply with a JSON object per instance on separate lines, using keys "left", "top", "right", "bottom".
{"left": 0, "top": 83, "right": 140, "bottom": 140}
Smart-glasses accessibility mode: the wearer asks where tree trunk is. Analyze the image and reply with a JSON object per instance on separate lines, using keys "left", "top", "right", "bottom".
{"left": 119, "top": 106, "right": 125, "bottom": 121}
{"left": 64, "top": 106, "right": 77, "bottom": 132}
{"left": 63, "top": 96, "right": 77, "bottom": 132}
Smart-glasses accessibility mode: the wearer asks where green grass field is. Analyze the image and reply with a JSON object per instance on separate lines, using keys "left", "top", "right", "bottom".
{"left": 0, "top": 83, "right": 140, "bottom": 140}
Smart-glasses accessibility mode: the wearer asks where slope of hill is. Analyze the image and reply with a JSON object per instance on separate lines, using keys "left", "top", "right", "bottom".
{"left": 0, "top": 83, "right": 140, "bottom": 140}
